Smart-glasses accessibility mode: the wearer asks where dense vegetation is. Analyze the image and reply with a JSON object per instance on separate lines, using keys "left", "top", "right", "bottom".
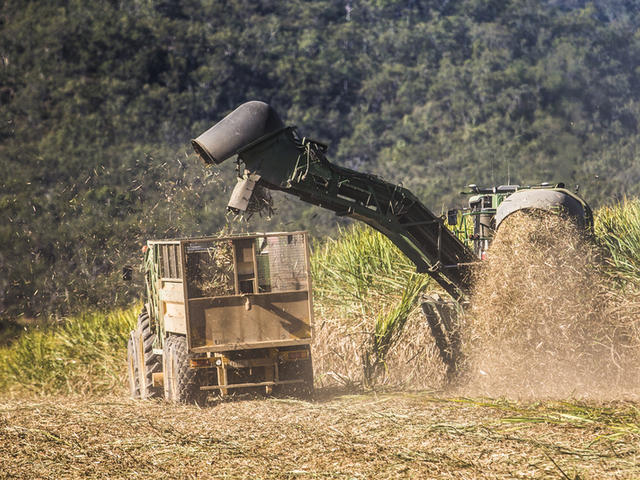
{"left": 2, "top": 199, "right": 639, "bottom": 394}
{"left": 2, "top": 0, "right": 640, "bottom": 320}
{"left": 0, "top": 308, "right": 136, "bottom": 394}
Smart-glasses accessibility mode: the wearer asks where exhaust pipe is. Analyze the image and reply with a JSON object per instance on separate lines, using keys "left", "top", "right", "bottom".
{"left": 191, "top": 101, "right": 284, "bottom": 165}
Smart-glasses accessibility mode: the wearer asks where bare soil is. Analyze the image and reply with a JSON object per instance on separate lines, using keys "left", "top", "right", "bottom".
{"left": 1, "top": 390, "right": 639, "bottom": 479}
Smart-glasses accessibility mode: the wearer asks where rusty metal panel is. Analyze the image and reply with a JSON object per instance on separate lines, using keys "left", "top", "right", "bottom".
{"left": 164, "top": 303, "right": 187, "bottom": 334}
{"left": 187, "top": 291, "right": 311, "bottom": 350}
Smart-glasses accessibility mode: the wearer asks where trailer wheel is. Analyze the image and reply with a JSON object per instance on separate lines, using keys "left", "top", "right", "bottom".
{"left": 163, "top": 334, "right": 207, "bottom": 405}
{"left": 127, "top": 332, "right": 140, "bottom": 398}
{"left": 277, "top": 346, "right": 314, "bottom": 399}
{"left": 136, "top": 309, "right": 162, "bottom": 399}
{"left": 298, "top": 356, "right": 314, "bottom": 399}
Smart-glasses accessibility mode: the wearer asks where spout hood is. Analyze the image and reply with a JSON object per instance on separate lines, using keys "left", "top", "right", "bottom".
{"left": 191, "top": 101, "right": 284, "bottom": 164}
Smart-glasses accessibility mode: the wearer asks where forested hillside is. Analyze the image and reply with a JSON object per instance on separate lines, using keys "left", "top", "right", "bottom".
{"left": 2, "top": 0, "right": 640, "bottom": 320}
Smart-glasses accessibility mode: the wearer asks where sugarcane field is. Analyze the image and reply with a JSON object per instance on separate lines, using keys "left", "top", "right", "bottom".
{"left": 3, "top": 198, "right": 640, "bottom": 479}
{"left": 3, "top": 2, "right": 640, "bottom": 479}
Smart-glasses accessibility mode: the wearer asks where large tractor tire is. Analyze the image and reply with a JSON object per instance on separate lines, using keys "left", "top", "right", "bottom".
{"left": 163, "top": 334, "right": 208, "bottom": 405}
{"left": 127, "top": 332, "right": 140, "bottom": 399}
{"left": 136, "top": 309, "right": 162, "bottom": 399}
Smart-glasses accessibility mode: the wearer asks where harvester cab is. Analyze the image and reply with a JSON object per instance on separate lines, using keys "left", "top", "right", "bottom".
{"left": 448, "top": 183, "right": 593, "bottom": 260}
{"left": 448, "top": 184, "right": 521, "bottom": 259}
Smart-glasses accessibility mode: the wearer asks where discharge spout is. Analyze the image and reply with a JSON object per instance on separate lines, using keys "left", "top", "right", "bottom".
{"left": 191, "top": 101, "right": 284, "bottom": 165}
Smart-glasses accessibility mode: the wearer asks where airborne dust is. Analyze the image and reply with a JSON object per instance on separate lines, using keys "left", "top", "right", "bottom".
{"left": 463, "top": 212, "right": 640, "bottom": 400}
{"left": 312, "top": 212, "right": 640, "bottom": 401}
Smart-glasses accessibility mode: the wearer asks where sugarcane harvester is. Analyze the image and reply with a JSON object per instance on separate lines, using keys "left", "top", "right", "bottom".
{"left": 192, "top": 101, "right": 593, "bottom": 379}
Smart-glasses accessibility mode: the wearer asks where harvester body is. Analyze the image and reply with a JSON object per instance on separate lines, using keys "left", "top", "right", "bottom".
{"left": 192, "top": 101, "right": 592, "bottom": 287}
{"left": 191, "top": 101, "right": 593, "bottom": 381}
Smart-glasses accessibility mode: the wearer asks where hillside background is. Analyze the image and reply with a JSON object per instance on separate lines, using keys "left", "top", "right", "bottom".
{"left": 2, "top": 0, "right": 640, "bottom": 320}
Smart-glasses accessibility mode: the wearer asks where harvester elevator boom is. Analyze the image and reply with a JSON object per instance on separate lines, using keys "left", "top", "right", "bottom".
{"left": 192, "top": 101, "right": 477, "bottom": 300}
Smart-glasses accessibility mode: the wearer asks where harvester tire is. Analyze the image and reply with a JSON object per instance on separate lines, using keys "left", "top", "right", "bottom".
{"left": 127, "top": 332, "right": 140, "bottom": 399}
{"left": 163, "top": 334, "right": 207, "bottom": 405}
{"left": 136, "top": 309, "right": 162, "bottom": 399}
{"left": 421, "top": 294, "right": 463, "bottom": 382}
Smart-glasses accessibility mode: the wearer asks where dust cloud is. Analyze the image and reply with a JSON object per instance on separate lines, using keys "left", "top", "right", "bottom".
{"left": 463, "top": 212, "right": 640, "bottom": 400}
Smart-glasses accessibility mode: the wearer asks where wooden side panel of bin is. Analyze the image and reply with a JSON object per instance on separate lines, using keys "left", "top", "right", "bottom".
{"left": 160, "top": 280, "right": 187, "bottom": 335}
